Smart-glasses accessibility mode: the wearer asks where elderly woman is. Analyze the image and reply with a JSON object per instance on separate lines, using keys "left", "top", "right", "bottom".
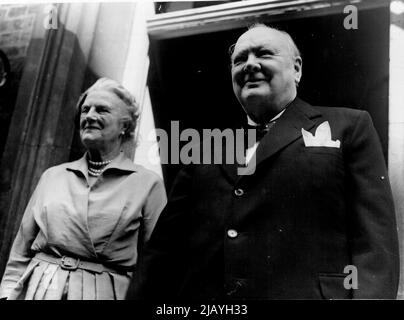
{"left": 0, "top": 78, "right": 167, "bottom": 299}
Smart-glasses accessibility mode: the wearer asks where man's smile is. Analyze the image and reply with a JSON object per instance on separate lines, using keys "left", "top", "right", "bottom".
{"left": 243, "top": 78, "right": 268, "bottom": 88}
{"left": 242, "top": 74, "right": 269, "bottom": 86}
{"left": 245, "top": 79, "right": 266, "bottom": 84}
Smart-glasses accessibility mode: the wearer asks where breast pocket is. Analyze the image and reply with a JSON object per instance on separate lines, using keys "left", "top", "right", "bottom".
{"left": 318, "top": 273, "right": 352, "bottom": 299}
{"left": 302, "top": 147, "right": 345, "bottom": 187}
{"left": 304, "top": 146, "right": 342, "bottom": 156}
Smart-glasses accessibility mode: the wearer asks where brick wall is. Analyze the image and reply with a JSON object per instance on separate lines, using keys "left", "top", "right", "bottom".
{"left": 0, "top": 4, "right": 39, "bottom": 72}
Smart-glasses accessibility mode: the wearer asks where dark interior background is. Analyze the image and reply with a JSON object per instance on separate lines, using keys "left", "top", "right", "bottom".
{"left": 148, "top": 6, "right": 390, "bottom": 190}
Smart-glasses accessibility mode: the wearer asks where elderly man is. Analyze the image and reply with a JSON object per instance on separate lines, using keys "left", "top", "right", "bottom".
{"left": 127, "top": 24, "right": 399, "bottom": 299}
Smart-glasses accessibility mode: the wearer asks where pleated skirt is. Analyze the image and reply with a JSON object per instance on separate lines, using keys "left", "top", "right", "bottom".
{"left": 9, "top": 258, "right": 132, "bottom": 300}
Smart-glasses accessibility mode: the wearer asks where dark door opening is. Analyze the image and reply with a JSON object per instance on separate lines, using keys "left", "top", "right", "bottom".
{"left": 148, "top": 6, "right": 390, "bottom": 190}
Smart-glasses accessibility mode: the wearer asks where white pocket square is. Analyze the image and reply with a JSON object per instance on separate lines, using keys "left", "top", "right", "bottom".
{"left": 301, "top": 121, "right": 340, "bottom": 148}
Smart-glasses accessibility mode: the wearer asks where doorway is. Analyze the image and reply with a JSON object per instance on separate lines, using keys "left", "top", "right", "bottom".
{"left": 148, "top": 5, "right": 390, "bottom": 189}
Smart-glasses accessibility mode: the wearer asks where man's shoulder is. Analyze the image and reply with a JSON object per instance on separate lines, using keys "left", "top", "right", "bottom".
{"left": 296, "top": 98, "right": 369, "bottom": 124}
{"left": 298, "top": 98, "right": 365, "bottom": 116}
{"left": 311, "top": 104, "right": 366, "bottom": 117}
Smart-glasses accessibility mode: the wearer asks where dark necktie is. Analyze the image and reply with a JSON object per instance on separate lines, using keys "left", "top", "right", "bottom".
{"left": 244, "top": 121, "right": 276, "bottom": 149}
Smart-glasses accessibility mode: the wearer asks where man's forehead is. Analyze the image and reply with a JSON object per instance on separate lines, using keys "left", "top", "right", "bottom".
{"left": 233, "top": 27, "right": 289, "bottom": 54}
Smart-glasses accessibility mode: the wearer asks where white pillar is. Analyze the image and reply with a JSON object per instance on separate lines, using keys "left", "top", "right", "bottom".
{"left": 84, "top": 2, "right": 164, "bottom": 178}
{"left": 389, "top": 0, "right": 404, "bottom": 300}
{"left": 122, "top": 2, "right": 164, "bottom": 178}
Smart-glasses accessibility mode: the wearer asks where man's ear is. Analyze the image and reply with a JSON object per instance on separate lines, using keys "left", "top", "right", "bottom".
{"left": 294, "top": 56, "right": 302, "bottom": 86}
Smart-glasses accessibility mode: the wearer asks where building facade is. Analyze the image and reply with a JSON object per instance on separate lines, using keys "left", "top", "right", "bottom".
{"left": 0, "top": 0, "right": 403, "bottom": 298}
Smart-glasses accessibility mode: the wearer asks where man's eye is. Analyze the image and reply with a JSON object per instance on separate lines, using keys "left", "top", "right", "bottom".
{"left": 258, "top": 50, "right": 273, "bottom": 57}
{"left": 81, "top": 106, "right": 89, "bottom": 113}
{"left": 233, "top": 57, "right": 245, "bottom": 65}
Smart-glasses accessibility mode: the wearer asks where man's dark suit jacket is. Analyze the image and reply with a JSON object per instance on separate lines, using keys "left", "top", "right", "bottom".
{"left": 128, "top": 98, "right": 399, "bottom": 300}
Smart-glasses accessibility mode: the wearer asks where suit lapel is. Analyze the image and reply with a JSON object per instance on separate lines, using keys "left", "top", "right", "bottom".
{"left": 221, "top": 98, "right": 323, "bottom": 182}
{"left": 254, "top": 98, "right": 321, "bottom": 166}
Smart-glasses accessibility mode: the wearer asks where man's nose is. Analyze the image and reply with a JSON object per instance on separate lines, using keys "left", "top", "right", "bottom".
{"left": 243, "top": 54, "right": 260, "bottom": 73}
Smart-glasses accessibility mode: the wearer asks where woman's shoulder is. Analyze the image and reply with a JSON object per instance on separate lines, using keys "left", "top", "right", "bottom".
{"left": 131, "top": 163, "right": 163, "bottom": 183}
{"left": 40, "top": 159, "right": 83, "bottom": 178}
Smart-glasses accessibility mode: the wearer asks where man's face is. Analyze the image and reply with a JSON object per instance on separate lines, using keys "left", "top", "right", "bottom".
{"left": 231, "top": 27, "right": 302, "bottom": 123}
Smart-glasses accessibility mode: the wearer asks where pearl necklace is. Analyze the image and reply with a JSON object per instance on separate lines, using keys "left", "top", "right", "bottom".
{"left": 88, "top": 167, "right": 104, "bottom": 177}
{"left": 88, "top": 159, "right": 112, "bottom": 166}
{"left": 87, "top": 158, "right": 113, "bottom": 177}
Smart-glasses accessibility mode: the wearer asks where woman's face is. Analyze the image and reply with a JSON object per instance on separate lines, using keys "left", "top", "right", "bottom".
{"left": 79, "top": 90, "right": 128, "bottom": 151}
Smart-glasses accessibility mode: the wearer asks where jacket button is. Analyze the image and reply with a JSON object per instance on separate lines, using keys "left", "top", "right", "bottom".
{"left": 227, "top": 229, "right": 238, "bottom": 238}
{"left": 234, "top": 188, "right": 244, "bottom": 196}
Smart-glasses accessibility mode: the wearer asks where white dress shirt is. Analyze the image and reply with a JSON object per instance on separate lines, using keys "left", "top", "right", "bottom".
{"left": 245, "top": 109, "right": 286, "bottom": 165}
